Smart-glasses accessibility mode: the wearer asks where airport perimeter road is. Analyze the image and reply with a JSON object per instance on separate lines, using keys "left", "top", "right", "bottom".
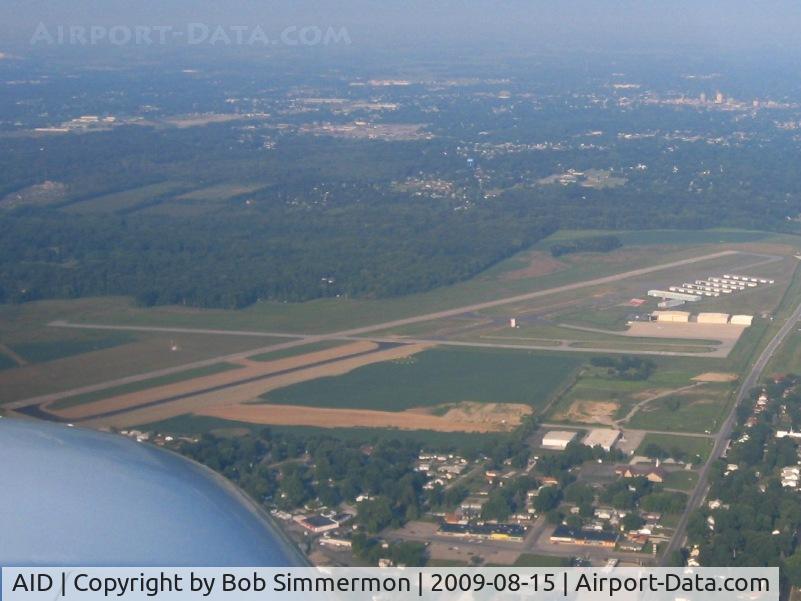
{"left": 662, "top": 297, "right": 801, "bottom": 564}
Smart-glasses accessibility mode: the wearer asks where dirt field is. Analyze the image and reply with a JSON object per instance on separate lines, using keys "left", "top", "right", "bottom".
{"left": 50, "top": 340, "right": 380, "bottom": 420}
{"left": 552, "top": 400, "right": 619, "bottom": 425}
{"left": 82, "top": 343, "right": 431, "bottom": 429}
{"left": 692, "top": 372, "right": 739, "bottom": 382}
{"left": 197, "top": 401, "right": 530, "bottom": 433}
{"left": 501, "top": 252, "right": 567, "bottom": 281}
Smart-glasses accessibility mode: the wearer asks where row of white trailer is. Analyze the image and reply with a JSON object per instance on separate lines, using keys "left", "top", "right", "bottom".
{"left": 649, "top": 274, "right": 773, "bottom": 304}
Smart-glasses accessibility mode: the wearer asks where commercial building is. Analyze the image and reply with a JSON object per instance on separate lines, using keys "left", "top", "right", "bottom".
{"left": 294, "top": 514, "right": 339, "bottom": 534}
{"left": 730, "top": 315, "right": 754, "bottom": 326}
{"left": 697, "top": 313, "right": 730, "bottom": 324}
{"left": 439, "top": 523, "right": 527, "bottom": 542}
{"left": 541, "top": 430, "right": 577, "bottom": 450}
{"left": 651, "top": 311, "right": 690, "bottom": 323}
{"left": 582, "top": 429, "right": 621, "bottom": 452}
{"left": 550, "top": 525, "right": 618, "bottom": 548}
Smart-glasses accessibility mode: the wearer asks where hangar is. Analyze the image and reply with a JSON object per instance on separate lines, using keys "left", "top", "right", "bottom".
{"left": 697, "top": 313, "right": 730, "bottom": 325}
{"left": 651, "top": 311, "right": 690, "bottom": 323}
{"left": 542, "top": 430, "right": 577, "bottom": 451}
{"left": 582, "top": 429, "right": 621, "bottom": 452}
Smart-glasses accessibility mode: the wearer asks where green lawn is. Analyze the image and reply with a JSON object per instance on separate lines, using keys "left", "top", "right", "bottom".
{"left": 662, "top": 470, "right": 699, "bottom": 491}
{"left": 50, "top": 362, "right": 243, "bottom": 410}
{"left": 636, "top": 433, "right": 714, "bottom": 462}
{"left": 258, "top": 347, "right": 583, "bottom": 412}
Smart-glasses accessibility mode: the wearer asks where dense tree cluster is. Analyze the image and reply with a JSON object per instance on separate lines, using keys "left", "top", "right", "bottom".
{"left": 549, "top": 235, "right": 622, "bottom": 257}
{"left": 590, "top": 356, "right": 656, "bottom": 381}
{"left": 2, "top": 106, "right": 801, "bottom": 308}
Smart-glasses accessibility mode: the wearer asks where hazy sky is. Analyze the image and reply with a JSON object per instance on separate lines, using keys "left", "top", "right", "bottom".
{"left": 3, "top": 1, "right": 801, "bottom": 55}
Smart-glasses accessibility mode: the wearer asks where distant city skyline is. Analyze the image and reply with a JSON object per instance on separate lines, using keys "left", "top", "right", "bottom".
{"left": 3, "top": 1, "right": 801, "bottom": 55}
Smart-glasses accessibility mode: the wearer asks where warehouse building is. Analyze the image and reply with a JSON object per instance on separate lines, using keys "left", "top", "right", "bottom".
{"left": 651, "top": 311, "right": 690, "bottom": 323}
{"left": 697, "top": 313, "right": 730, "bottom": 325}
{"left": 730, "top": 315, "right": 754, "bottom": 326}
{"left": 582, "top": 429, "right": 621, "bottom": 452}
{"left": 541, "top": 430, "right": 577, "bottom": 451}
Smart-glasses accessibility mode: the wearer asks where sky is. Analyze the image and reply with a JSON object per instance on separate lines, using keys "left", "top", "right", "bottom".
{"left": 3, "top": 1, "right": 801, "bottom": 56}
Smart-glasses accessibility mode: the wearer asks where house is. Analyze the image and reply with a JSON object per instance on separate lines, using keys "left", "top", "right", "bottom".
{"left": 616, "top": 465, "right": 666, "bottom": 483}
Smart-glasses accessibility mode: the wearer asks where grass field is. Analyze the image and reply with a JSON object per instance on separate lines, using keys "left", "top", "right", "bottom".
{"left": 10, "top": 332, "right": 135, "bottom": 363}
{"left": 547, "top": 358, "right": 723, "bottom": 427}
{"left": 137, "top": 414, "right": 510, "bottom": 451}
{"left": 257, "top": 347, "right": 582, "bottom": 412}
{"left": 248, "top": 340, "right": 347, "bottom": 362}
{"left": 662, "top": 470, "right": 699, "bottom": 491}
{"left": 535, "top": 229, "right": 772, "bottom": 249}
{"left": 64, "top": 182, "right": 190, "bottom": 214}
{"left": 0, "top": 354, "right": 16, "bottom": 370}
{"left": 511, "top": 554, "right": 571, "bottom": 567}
{"left": 49, "top": 362, "right": 243, "bottom": 410}
{"left": 636, "top": 433, "right": 714, "bottom": 462}
{"left": 767, "top": 331, "right": 801, "bottom": 376}
{"left": 627, "top": 384, "right": 734, "bottom": 433}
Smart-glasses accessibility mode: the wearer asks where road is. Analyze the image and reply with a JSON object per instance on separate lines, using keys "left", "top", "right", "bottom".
{"left": 5, "top": 249, "right": 755, "bottom": 414}
{"left": 661, "top": 297, "right": 801, "bottom": 563}
{"left": 538, "top": 423, "right": 715, "bottom": 438}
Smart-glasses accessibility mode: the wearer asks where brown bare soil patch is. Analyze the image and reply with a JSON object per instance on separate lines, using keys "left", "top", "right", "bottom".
{"left": 196, "top": 401, "right": 528, "bottom": 433}
{"left": 692, "top": 372, "right": 738, "bottom": 383}
{"left": 410, "top": 401, "right": 533, "bottom": 426}
{"left": 553, "top": 400, "right": 619, "bottom": 426}
{"left": 501, "top": 252, "right": 567, "bottom": 281}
